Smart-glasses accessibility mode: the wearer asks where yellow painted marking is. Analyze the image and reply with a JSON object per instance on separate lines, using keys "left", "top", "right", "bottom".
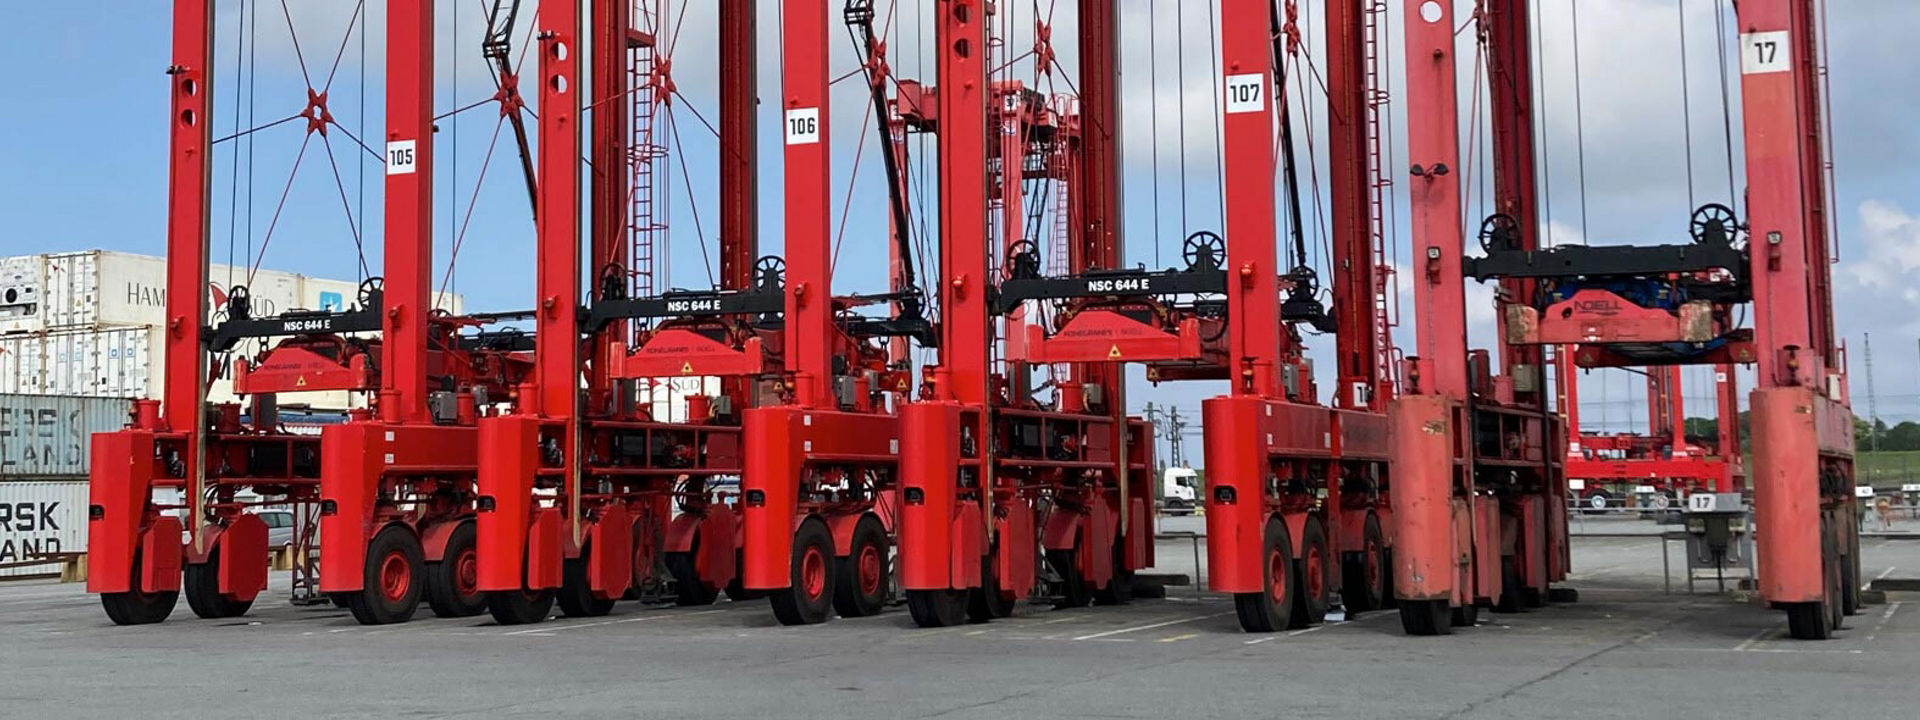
{"left": 681, "top": 362, "right": 694, "bottom": 374}
{"left": 295, "top": 376, "right": 308, "bottom": 387}
{"left": 1159, "top": 632, "right": 1199, "bottom": 643}
{"left": 1108, "top": 344, "right": 1123, "bottom": 359}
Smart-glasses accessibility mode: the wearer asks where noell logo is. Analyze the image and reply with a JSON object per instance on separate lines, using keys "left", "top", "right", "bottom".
{"left": 1571, "top": 298, "right": 1624, "bottom": 315}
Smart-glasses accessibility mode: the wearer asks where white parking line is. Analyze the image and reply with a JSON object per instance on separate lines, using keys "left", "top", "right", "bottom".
{"left": 1071, "top": 611, "right": 1232, "bottom": 641}
{"left": 1733, "top": 626, "right": 1778, "bottom": 652}
{"left": 1867, "top": 601, "right": 1903, "bottom": 642}
{"left": 500, "top": 608, "right": 727, "bottom": 636}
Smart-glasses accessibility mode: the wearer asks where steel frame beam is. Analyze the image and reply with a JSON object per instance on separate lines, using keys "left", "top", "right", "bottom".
{"left": 1198, "top": 0, "right": 1397, "bottom": 634}
{"left": 738, "top": 0, "right": 906, "bottom": 626}
{"left": 1737, "top": 0, "right": 1859, "bottom": 638}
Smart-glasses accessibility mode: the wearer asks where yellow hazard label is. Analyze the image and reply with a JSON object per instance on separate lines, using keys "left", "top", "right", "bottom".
{"left": 681, "top": 362, "right": 694, "bottom": 374}
{"left": 295, "top": 376, "right": 307, "bottom": 387}
{"left": 1108, "top": 345, "right": 1123, "bottom": 359}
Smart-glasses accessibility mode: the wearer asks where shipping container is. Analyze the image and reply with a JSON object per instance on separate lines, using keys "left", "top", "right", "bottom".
{"left": 0, "top": 395, "right": 133, "bottom": 478}
{"left": 0, "top": 479, "right": 87, "bottom": 577}
{"left": 0, "top": 327, "right": 151, "bottom": 397}
{"left": 2, "top": 250, "right": 465, "bottom": 410}
{"left": 0, "top": 250, "right": 464, "bottom": 333}
{"left": 0, "top": 256, "right": 39, "bottom": 334}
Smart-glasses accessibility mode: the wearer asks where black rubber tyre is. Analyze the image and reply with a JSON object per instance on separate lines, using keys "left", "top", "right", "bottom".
{"left": 1840, "top": 555, "right": 1860, "bottom": 617}
{"left": 666, "top": 550, "right": 721, "bottom": 606}
{"left": 770, "top": 519, "right": 835, "bottom": 625}
{"left": 425, "top": 521, "right": 487, "bottom": 618}
{"left": 101, "top": 550, "right": 178, "bottom": 626}
{"left": 185, "top": 551, "right": 254, "bottom": 619}
{"left": 1786, "top": 601, "right": 1833, "bottom": 640}
{"left": 486, "top": 588, "right": 556, "bottom": 625}
{"left": 1093, "top": 536, "right": 1134, "bottom": 606}
{"left": 347, "top": 525, "right": 424, "bottom": 625}
{"left": 1399, "top": 599, "right": 1452, "bottom": 636}
{"left": 1826, "top": 545, "right": 1846, "bottom": 633}
{"left": 1342, "top": 514, "right": 1387, "bottom": 614}
{"left": 967, "top": 543, "right": 1017, "bottom": 622}
{"left": 1580, "top": 490, "right": 1611, "bottom": 515}
{"left": 834, "top": 515, "right": 891, "bottom": 618}
{"left": 725, "top": 550, "right": 765, "bottom": 602}
{"left": 328, "top": 593, "right": 352, "bottom": 609}
{"left": 1233, "top": 519, "right": 1296, "bottom": 633}
{"left": 1493, "top": 555, "right": 1524, "bottom": 614}
{"left": 906, "top": 589, "right": 968, "bottom": 628}
{"left": 558, "top": 546, "right": 617, "bottom": 618}
{"left": 1044, "top": 545, "right": 1090, "bottom": 610}
{"left": 1450, "top": 600, "right": 1479, "bottom": 628}
{"left": 1547, "top": 587, "right": 1580, "bottom": 603}
{"left": 1047, "top": 546, "right": 1091, "bottom": 609}
{"left": 1290, "top": 517, "right": 1329, "bottom": 628}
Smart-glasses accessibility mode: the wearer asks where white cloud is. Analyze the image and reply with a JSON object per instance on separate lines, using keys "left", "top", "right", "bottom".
{"left": 1847, "top": 200, "right": 1920, "bottom": 291}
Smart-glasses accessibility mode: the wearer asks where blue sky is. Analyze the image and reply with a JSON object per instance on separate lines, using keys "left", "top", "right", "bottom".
{"left": 5, "top": 1, "right": 1920, "bottom": 461}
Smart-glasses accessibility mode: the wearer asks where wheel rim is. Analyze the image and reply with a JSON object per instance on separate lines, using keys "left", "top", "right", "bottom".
{"left": 801, "top": 546, "right": 827, "bottom": 600}
{"left": 858, "top": 543, "right": 882, "bottom": 597}
{"left": 1305, "top": 543, "right": 1325, "bottom": 600}
{"left": 454, "top": 547, "right": 478, "bottom": 597}
{"left": 1267, "top": 548, "right": 1288, "bottom": 605}
{"left": 1589, "top": 494, "right": 1607, "bottom": 510}
{"left": 379, "top": 550, "right": 410, "bottom": 602}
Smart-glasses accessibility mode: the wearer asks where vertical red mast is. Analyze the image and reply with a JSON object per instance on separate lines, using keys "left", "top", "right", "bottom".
{"left": 1485, "top": 0, "right": 1543, "bottom": 406}
{"left": 1328, "top": 0, "right": 1376, "bottom": 410}
{"left": 721, "top": 0, "right": 759, "bottom": 292}
{"left": 536, "top": 0, "right": 582, "bottom": 424}
{"left": 1220, "top": 0, "right": 1282, "bottom": 397}
{"left": 934, "top": 0, "right": 990, "bottom": 405}
{"left": 382, "top": 0, "right": 434, "bottom": 425}
{"left": 782, "top": 0, "right": 833, "bottom": 408}
{"left": 589, "top": 0, "right": 630, "bottom": 413}
{"left": 1739, "top": 0, "right": 1858, "bottom": 639}
{"left": 1401, "top": 0, "right": 1469, "bottom": 401}
{"left": 162, "top": 0, "right": 212, "bottom": 436}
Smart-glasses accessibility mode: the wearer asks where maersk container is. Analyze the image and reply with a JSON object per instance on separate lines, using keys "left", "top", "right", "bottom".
{"left": 0, "top": 394, "right": 132, "bottom": 479}
{"left": 0, "top": 478, "right": 88, "bottom": 578}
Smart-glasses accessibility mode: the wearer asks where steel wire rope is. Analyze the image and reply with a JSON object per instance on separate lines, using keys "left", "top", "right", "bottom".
{"left": 1284, "top": 3, "right": 1336, "bottom": 299}
{"left": 436, "top": 9, "right": 541, "bottom": 304}
{"left": 1712, "top": 0, "right": 1738, "bottom": 214}
{"left": 1530, "top": 0, "right": 1555, "bottom": 247}
{"left": 1148, "top": 0, "right": 1162, "bottom": 269}
{"left": 246, "top": 1, "right": 375, "bottom": 285}
{"left": 1678, "top": 0, "right": 1697, "bottom": 212}
{"left": 225, "top": 0, "right": 250, "bottom": 292}
{"left": 1176, "top": 2, "right": 1189, "bottom": 238}
{"left": 1570, "top": 1, "right": 1592, "bottom": 247}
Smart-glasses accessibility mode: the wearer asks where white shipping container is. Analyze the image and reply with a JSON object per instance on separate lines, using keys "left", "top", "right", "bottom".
{"left": 0, "top": 395, "right": 134, "bottom": 478}
{"left": 1, "top": 250, "right": 465, "bottom": 332}
{"left": 0, "top": 256, "right": 40, "bottom": 334}
{"left": 3, "top": 250, "right": 467, "bottom": 411}
{"left": 0, "top": 327, "right": 152, "bottom": 398}
{"left": 0, "top": 479, "right": 87, "bottom": 577}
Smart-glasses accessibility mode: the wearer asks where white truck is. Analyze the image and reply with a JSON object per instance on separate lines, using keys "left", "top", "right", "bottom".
{"left": 1160, "top": 467, "right": 1200, "bottom": 514}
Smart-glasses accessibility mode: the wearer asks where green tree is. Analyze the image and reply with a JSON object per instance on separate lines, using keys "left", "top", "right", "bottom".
{"left": 1886, "top": 421, "right": 1920, "bottom": 452}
